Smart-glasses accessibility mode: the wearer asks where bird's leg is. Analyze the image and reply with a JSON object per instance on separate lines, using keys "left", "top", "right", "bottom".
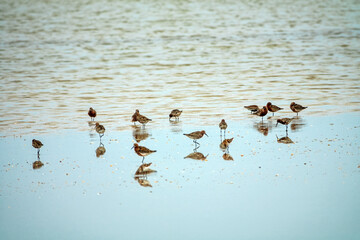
{"left": 142, "top": 157, "right": 145, "bottom": 163}
{"left": 37, "top": 149, "right": 40, "bottom": 158}
{"left": 273, "top": 112, "right": 274, "bottom": 116}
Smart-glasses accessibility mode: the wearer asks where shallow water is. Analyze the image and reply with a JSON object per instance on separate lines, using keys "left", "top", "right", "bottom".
{"left": 1, "top": 113, "right": 360, "bottom": 239}
{"left": 1, "top": 0, "right": 360, "bottom": 136}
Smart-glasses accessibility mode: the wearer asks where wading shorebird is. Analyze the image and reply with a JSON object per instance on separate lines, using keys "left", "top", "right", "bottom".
{"left": 183, "top": 130, "right": 208, "bottom": 145}
{"left": 32, "top": 139, "right": 43, "bottom": 157}
{"left": 132, "top": 143, "right": 156, "bottom": 162}
{"left": 137, "top": 114, "right": 152, "bottom": 127}
{"left": 131, "top": 109, "right": 140, "bottom": 125}
{"left": 220, "top": 138, "right": 234, "bottom": 151}
{"left": 169, "top": 109, "right": 183, "bottom": 120}
{"left": 244, "top": 105, "right": 260, "bottom": 114}
{"left": 290, "top": 102, "right": 308, "bottom": 116}
{"left": 276, "top": 118, "right": 294, "bottom": 132}
{"left": 95, "top": 122, "right": 105, "bottom": 138}
{"left": 88, "top": 107, "right": 97, "bottom": 121}
{"left": 256, "top": 106, "right": 268, "bottom": 122}
{"left": 266, "top": 102, "right": 283, "bottom": 116}
{"left": 219, "top": 119, "right": 227, "bottom": 136}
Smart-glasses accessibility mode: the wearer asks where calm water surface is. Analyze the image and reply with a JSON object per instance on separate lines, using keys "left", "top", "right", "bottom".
{"left": 0, "top": 0, "right": 360, "bottom": 135}
{"left": 0, "top": 114, "right": 360, "bottom": 239}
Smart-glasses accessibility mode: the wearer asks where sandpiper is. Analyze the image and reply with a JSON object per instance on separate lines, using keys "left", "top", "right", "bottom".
{"left": 184, "top": 152, "right": 208, "bottom": 161}
{"left": 32, "top": 139, "right": 43, "bottom": 156}
{"left": 135, "top": 162, "right": 157, "bottom": 175}
{"left": 169, "top": 109, "right": 183, "bottom": 120}
{"left": 131, "top": 109, "right": 140, "bottom": 125}
{"left": 88, "top": 107, "right": 97, "bottom": 121}
{"left": 219, "top": 119, "right": 227, "bottom": 136}
{"left": 244, "top": 105, "right": 260, "bottom": 114}
{"left": 137, "top": 114, "right": 152, "bottom": 126}
{"left": 290, "top": 102, "right": 308, "bottom": 116}
{"left": 132, "top": 143, "right": 156, "bottom": 162}
{"left": 95, "top": 122, "right": 105, "bottom": 138}
{"left": 266, "top": 102, "right": 283, "bottom": 116}
{"left": 276, "top": 118, "right": 294, "bottom": 132}
{"left": 256, "top": 106, "right": 268, "bottom": 122}
{"left": 184, "top": 130, "right": 208, "bottom": 145}
{"left": 220, "top": 138, "right": 234, "bottom": 151}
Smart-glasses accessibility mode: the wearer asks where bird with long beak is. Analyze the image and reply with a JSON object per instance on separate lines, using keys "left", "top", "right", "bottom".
{"left": 169, "top": 109, "right": 182, "bottom": 120}
{"left": 183, "top": 130, "right": 208, "bottom": 145}
{"left": 276, "top": 118, "right": 294, "bottom": 132}
{"left": 132, "top": 143, "right": 156, "bottom": 162}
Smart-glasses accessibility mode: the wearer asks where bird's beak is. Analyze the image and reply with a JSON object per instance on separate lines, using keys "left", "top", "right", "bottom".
{"left": 205, "top": 133, "right": 208, "bottom": 137}
{"left": 131, "top": 146, "right": 134, "bottom": 149}
{"left": 276, "top": 122, "right": 278, "bottom": 127}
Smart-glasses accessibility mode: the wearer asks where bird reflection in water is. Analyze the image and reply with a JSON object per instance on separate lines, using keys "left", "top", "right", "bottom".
{"left": 276, "top": 135, "right": 294, "bottom": 144}
{"left": 184, "top": 152, "right": 208, "bottom": 161}
{"left": 253, "top": 122, "right": 271, "bottom": 136}
{"left": 96, "top": 142, "right": 106, "bottom": 157}
{"left": 220, "top": 138, "right": 234, "bottom": 152}
{"left": 290, "top": 117, "right": 307, "bottom": 132}
{"left": 222, "top": 153, "right": 234, "bottom": 161}
{"left": 132, "top": 125, "right": 150, "bottom": 142}
{"left": 169, "top": 119, "right": 182, "bottom": 133}
{"left": 32, "top": 160, "right": 44, "bottom": 169}
{"left": 134, "top": 162, "right": 157, "bottom": 188}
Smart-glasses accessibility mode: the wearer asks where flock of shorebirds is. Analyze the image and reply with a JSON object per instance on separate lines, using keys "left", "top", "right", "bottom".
{"left": 31, "top": 102, "right": 307, "bottom": 173}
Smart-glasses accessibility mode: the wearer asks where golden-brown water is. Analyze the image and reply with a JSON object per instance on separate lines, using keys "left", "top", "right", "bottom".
{"left": 1, "top": 0, "right": 360, "bottom": 136}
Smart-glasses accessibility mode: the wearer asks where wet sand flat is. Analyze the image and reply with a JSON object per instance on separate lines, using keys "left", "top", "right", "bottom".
{"left": 0, "top": 113, "right": 359, "bottom": 239}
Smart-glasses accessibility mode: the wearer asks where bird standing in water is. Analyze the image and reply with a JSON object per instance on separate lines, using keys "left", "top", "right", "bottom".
{"left": 219, "top": 119, "right": 228, "bottom": 137}
{"left": 95, "top": 122, "right": 105, "bottom": 139}
{"left": 131, "top": 109, "right": 140, "bottom": 125}
{"left": 266, "top": 102, "right": 283, "bottom": 116}
{"left": 184, "top": 130, "right": 208, "bottom": 145}
{"left": 290, "top": 102, "right": 308, "bottom": 116}
{"left": 132, "top": 143, "right": 157, "bottom": 162}
{"left": 169, "top": 109, "right": 183, "bottom": 120}
{"left": 88, "top": 107, "right": 97, "bottom": 121}
{"left": 256, "top": 106, "right": 268, "bottom": 122}
{"left": 276, "top": 118, "right": 294, "bottom": 133}
{"left": 244, "top": 105, "right": 260, "bottom": 114}
{"left": 32, "top": 139, "right": 43, "bottom": 157}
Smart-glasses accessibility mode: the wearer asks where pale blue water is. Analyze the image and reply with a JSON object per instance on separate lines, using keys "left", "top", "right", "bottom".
{"left": 1, "top": 113, "right": 359, "bottom": 239}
